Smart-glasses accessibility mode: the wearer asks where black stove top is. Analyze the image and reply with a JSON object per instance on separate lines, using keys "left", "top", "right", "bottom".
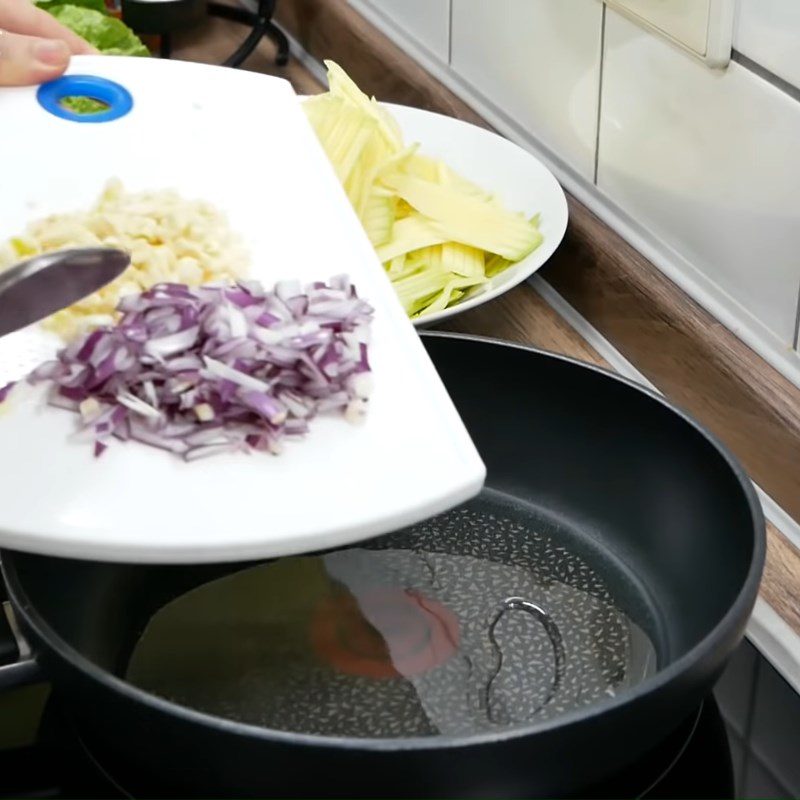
{"left": 0, "top": 684, "right": 734, "bottom": 799}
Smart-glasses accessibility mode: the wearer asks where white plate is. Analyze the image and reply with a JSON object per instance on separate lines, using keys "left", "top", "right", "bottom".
{"left": 0, "top": 56, "right": 485, "bottom": 564}
{"left": 382, "top": 103, "right": 568, "bottom": 327}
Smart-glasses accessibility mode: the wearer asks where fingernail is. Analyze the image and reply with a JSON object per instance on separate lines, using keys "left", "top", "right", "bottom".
{"left": 34, "top": 39, "right": 69, "bottom": 67}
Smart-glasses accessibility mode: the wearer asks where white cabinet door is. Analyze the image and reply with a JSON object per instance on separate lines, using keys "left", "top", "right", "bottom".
{"left": 598, "top": 10, "right": 800, "bottom": 348}
{"left": 354, "top": 0, "right": 451, "bottom": 63}
{"left": 450, "top": 0, "right": 604, "bottom": 180}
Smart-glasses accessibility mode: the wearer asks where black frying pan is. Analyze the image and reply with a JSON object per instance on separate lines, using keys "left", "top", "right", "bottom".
{"left": 0, "top": 332, "right": 764, "bottom": 798}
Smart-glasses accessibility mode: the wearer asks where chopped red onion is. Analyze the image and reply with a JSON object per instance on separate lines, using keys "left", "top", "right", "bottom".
{"left": 0, "top": 382, "right": 16, "bottom": 404}
{"left": 26, "top": 277, "right": 374, "bottom": 460}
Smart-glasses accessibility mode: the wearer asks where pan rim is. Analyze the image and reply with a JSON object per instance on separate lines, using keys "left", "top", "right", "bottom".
{"left": 1, "top": 330, "right": 767, "bottom": 753}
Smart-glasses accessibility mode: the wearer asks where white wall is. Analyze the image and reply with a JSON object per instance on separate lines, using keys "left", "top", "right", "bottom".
{"left": 348, "top": 0, "right": 800, "bottom": 385}
{"left": 598, "top": 8, "right": 800, "bottom": 348}
{"left": 448, "top": 0, "right": 603, "bottom": 181}
{"left": 735, "top": 0, "right": 800, "bottom": 89}
{"left": 359, "top": 0, "right": 450, "bottom": 63}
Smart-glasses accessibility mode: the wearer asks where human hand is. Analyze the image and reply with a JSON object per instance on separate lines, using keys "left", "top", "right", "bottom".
{"left": 0, "top": 0, "right": 97, "bottom": 87}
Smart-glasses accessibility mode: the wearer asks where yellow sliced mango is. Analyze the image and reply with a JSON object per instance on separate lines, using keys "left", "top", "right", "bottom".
{"left": 386, "top": 254, "right": 407, "bottom": 276}
{"left": 404, "top": 153, "right": 442, "bottom": 183}
{"left": 327, "top": 110, "right": 377, "bottom": 186}
{"left": 421, "top": 275, "right": 488, "bottom": 316}
{"left": 380, "top": 172, "right": 542, "bottom": 262}
{"left": 324, "top": 60, "right": 402, "bottom": 152}
{"left": 343, "top": 155, "right": 367, "bottom": 213}
{"left": 354, "top": 138, "right": 404, "bottom": 218}
{"left": 445, "top": 166, "right": 496, "bottom": 203}
{"left": 303, "top": 61, "right": 546, "bottom": 319}
{"left": 485, "top": 253, "right": 512, "bottom": 278}
{"left": 440, "top": 241, "right": 485, "bottom": 279}
{"left": 362, "top": 191, "right": 396, "bottom": 248}
{"left": 393, "top": 266, "right": 450, "bottom": 315}
{"left": 375, "top": 214, "right": 448, "bottom": 263}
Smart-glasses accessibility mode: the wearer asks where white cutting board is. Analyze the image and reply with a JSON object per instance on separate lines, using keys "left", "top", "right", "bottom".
{"left": 0, "top": 56, "right": 485, "bottom": 564}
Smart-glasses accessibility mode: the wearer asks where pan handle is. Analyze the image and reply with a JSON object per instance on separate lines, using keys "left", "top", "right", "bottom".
{"left": 0, "top": 591, "right": 41, "bottom": 690}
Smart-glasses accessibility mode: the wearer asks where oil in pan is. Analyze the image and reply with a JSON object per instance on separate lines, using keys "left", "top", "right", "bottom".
{"left": 125, "top": 490, "right": 659, "bottom": 738}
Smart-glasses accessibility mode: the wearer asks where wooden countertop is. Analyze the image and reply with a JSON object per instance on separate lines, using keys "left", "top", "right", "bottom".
{"left": 171, "top": 6, "right": 800, "bottom": 675}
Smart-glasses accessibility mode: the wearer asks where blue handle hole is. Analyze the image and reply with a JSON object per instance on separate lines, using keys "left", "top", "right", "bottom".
{"left": 37, "top": 75, "right": 133, "bottom": 123}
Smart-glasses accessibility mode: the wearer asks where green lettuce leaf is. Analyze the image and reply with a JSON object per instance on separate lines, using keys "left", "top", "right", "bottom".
{"left": 45, "top": 4, "right": 149, "bottom": 56}
{"left": 60, "top": 95, "right": 109, "bottom": 114}
{"left": 36, "top": 0, "right": 108, "bottom": 14}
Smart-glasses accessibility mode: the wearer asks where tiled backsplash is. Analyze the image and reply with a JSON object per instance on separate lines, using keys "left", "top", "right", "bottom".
{"left": 362, "top": 0, "right": 450, "bottom": 64}
{"left": 348, "top": 0, "right": 800, "bottom": 388}
{"left": 598, "top": 10, "right": 800, "bottom": 349}
{"left": 716, "top": 639, "right": 800, "bottom": 798}
{"left": 735, "top": 0, "right": 800, "bottom": 90}
{"left": 449, "top": 1, "right": 602, "bottom": 181}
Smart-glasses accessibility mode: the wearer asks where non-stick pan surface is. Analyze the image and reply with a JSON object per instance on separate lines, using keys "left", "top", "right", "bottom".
{"left": 0, "top": 332, "right": 764, "bottom": 798}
